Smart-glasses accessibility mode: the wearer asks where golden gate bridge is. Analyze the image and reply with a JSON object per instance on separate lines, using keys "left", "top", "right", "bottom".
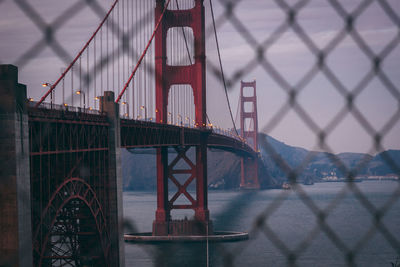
{"left": 0, "top": 0, "right": 264, "bottom": 265}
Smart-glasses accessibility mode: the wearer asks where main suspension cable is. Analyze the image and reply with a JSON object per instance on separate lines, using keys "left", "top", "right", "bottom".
{"left": 116, "top": 0, "right": 172, "bottom": 103}
{"left": 35, "top": 0, "right": 120, "bottom": 107}
{"left": 209, "top": 0, "right": 239, "bottom": 135}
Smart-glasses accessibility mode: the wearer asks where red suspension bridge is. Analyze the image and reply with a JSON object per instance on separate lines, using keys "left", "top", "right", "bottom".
{"left": 0, "top": 0, "right": 264, "bottom": 266}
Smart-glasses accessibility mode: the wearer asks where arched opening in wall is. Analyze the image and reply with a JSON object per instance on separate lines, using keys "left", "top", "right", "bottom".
{"left": 168, "top": 85, "right": 195, "bottom": 126}
{"left": 43, "top": 198, "right": 105, "bottom": 267}
{"left": 244, "top": 102, "right": 254, "bottom": 113}
{"left": 167, "top": 0, "right": 195, "bottom": 10}
{"left": 243, "top": 86, "right": 255, "bottom": 97}
{"left": 168, "top": 146, "right": 196, "bottom": 220}
{"left": 167, "top": 27, "right": 195, "bottom": 66}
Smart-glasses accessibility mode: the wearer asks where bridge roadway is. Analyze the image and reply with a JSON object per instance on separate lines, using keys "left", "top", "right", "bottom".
{"left": 28, "top": 104, "right": 256, "bottom": 157}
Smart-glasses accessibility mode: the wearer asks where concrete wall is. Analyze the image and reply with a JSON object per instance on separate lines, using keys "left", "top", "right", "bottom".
{"left": 101, "top": 91, "right": 125, "bottom": 267}
{"left": 0, "top": 66, "right": 126, "bottom": 266}
{"left": 0, "top": 65, "right": 33, "bottom": 267}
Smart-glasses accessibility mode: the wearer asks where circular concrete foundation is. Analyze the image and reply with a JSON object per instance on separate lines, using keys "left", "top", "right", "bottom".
{"left": 124, "top": 231, "right": 248, "bottom": 243}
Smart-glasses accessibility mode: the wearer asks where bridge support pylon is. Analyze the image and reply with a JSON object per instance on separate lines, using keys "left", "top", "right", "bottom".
{"left": 100, "top": 91, "right": 125, "bottom": 266}
{"left": 0, "top": 65, "right": 33, "bottom": 266}
{"left": 240, "top": 80, "right": 260, "bottom": 189}
{"left": 153, "top": 0, "right": 212, "bottom": 236}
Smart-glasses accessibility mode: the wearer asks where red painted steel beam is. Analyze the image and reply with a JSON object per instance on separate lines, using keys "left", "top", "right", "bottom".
{"left": 28, "top": 117, "right": 109, "bottom": 126}
{"left": 172, "top": 205, "right": 195, "bottom": 209}
{"left": 28, "top": 108, "right": 255, "bottom": 156}
{"left": 120, "top": 119, "right": 256, "bottom": 156}
{"left": 30, "top": 147, "right": 108, "bottom": 156}
{"left": 239, "top": 80, "right": 260, "bottom": 189}
{"left": 154, "top": 0, "right": 212, "bottom": 227}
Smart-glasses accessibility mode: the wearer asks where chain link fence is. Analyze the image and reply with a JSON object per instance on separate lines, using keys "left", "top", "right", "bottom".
{"left": 1, "top": 0, "right": 399, "bottom": 266}
{"left": 208, "top": 0, "right": 400, "bottom": 266}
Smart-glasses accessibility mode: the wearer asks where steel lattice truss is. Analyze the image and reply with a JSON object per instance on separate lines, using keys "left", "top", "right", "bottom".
{"left": 29, "top": 108, "right": 112, "bottom": 266}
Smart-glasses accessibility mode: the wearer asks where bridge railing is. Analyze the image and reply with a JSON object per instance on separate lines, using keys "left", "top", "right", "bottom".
{"left": 29, "top": 99, "right": 250, "bottom": 149}
{"left": 28, "top": 101, "right": 102, "bottom": 115}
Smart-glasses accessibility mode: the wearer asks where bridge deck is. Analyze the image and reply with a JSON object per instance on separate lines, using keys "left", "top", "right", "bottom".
{"left": 28, "top": 107, "right": 256, "bottom": 157}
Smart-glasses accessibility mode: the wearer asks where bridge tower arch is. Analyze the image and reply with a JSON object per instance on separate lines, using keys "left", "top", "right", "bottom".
{"left": 34, "top": 178, "right": 110, "bottom": 267}
{"left": 153, "top": 0, "right": 211, "bottom": 235}
{"left": 240, "top": 80, "right": 260, "bottom": 189}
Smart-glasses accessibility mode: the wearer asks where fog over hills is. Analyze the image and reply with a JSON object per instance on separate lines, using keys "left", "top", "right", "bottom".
{"left": 122, "top": 133, "right": 400, "bottom": 191}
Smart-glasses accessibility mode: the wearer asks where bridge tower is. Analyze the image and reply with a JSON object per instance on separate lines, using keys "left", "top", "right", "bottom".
{"left": 153, "top": 0, "right": 211, "bottom": 235}
{"left": 240, "top": 80, "right": 260, "bottom": 189}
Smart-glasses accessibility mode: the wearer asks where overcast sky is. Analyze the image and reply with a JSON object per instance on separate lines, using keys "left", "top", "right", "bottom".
{"left": 0, "top": 0, "right": 399, "bottom": 154}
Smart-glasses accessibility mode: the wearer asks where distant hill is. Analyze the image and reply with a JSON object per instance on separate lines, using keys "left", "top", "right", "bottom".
{"left": 121, "top": 134, "right": 400, "bottom": 191}
{"left": 258, "top": 133, "right": 399, "bottom": 183}
{"left": 365, "top": 150, "right": 400, "bottom": 175}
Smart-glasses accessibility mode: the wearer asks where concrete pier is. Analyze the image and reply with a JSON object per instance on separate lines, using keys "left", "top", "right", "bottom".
{"left": 0, "top": 65, "right": 33, "bottom": 266}
{"left": 100, "top": 91, "right": 125, "bottom": 267}
{"left": 125, "top": 231, "right": 249, "bottom": 243}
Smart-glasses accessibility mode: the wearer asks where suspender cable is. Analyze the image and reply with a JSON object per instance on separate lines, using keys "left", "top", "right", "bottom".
{"left": 127, "top": 0, "right": 130, "bottom": 117}
{"left": 144, "top": 0, "right": 147, "bottom": 117}
{"left": 131, "top": 0, "right": 134, "bottom": 118}
{"left": 135, "top": 0, "right": 138, "bottom": 117}
{"left": 112, "top": 9, "right": 115, "bottom": 93}
{"left": 175, "top": 0, "right": 208, "bottom": 125}
{"left": 116, "top": 0, "right": 172, "bottom": 103}
{"left": 122, "top": 0, "right": 125, "bottom": 101}
{"left": 118, "top": 1, "right": 121, "bottom": 97}
{"left": 71, "top": 65, "right": 74, "bottom": 106}
{"left": 126, "top": 0, "right": 129, "bottom": 112}
{"left": 144, "top": 0, "right": 147, "bottom": 118}
{"left": 175, "top": 27, "right": 178, "bottom": 119}
{"left": 138, "top": 0, "right": 142, "bottom": 116}
{"left": 235, "top": 94, "right": 240, "bottom": 127}
{"left": 101, "top": 27, "right": 103, "bottom": 96}
{"left": 94, "top": 36, "right": 97, "bottom": 102}
{"left": 62, "top": 69, "right": 65, "bottom": 105}
{"left": 87, "top": 47, "right": 89, "bottom": 107}
{"left": 169, "top": 26, "right": 172, "bottom": 120}
{"left": 148, "top": 1, "right": 152, "bottom": 119}
{"left": 172, "top": 27, "right": 175, "bottom": 121}
{"left": 209, "top": 0, "right": 238, "bottom": 135}
{"left": 107, "top": 16, "right": 109, "bottom": 95}
{"left": 79, "top": 56, "right": 82, "bottom": 106}
{"left": 35, "top": 0, "right": 119, "bottom": 107}
{"left": 175, "top": 0, "right": 192, "bottom": 65}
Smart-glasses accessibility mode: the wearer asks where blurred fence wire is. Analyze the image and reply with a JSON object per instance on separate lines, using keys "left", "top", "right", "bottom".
{"left": 0, "top": 0, "right": 399, "bottom": 266}
{"left": 210, "top": 0, "right": 400, "bottom": 266}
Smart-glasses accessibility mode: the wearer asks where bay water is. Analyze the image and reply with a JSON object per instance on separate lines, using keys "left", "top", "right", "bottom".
{"left": 123, "top": 181, "right": 400, "bottom": 266}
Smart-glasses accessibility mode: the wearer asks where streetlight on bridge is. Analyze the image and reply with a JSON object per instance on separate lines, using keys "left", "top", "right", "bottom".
{"left": 168, "top": 112, "right": 172, "bottom": 124}
{"left": 122, "top": 101, "right": 129, "bottom": 118}
{"left": 94, "top": 96, "right": 100, "bottom": 110}
{"left": 177, "top": 114, "right": 182, "bottom": 126}
{"left": 76, "top": 90, "right": 86, "bottom": 110}
{"left": 42, "top": 82, "right": 54, "bottom": 108}
{"left": 140, "top": 105, "right": 147, "bottom": 121}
